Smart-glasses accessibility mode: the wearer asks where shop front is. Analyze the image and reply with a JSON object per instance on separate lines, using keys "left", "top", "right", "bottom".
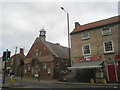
{"left": 76, "top": 69, "right": 96, "bottom": 82}
{"left": 105, "top": 55, "right": 120, "bottom": 83}
{"left": 68, "top": 60, "right": 104, "bottom": 83}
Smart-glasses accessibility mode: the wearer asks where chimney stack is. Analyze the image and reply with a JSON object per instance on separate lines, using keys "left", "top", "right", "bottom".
{"left": 75, "top": 22, "right": 81, "bottom": 28}
{"left": 20, "top": 48, "right": 24, "bottom": 54}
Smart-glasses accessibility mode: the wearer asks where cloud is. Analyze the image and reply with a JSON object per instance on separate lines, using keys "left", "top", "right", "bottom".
{"left": 1, "top": 1, "right": 118, "bottom": 56}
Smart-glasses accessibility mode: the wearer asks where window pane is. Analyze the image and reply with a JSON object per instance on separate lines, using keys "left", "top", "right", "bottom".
{"left": 82, "top": 32, "right": 89, "bottom": 39}
{"left": 104, "top": 41, "right": 113, "bottom": 52}
{"left": 83, "top": 45, "right": 90, "bottom": 55}
{"left": 43, "top": 63, "right": 47, "bottom": 70}
{"left": 102, "top": 28, "right": 111, "bottom": 35}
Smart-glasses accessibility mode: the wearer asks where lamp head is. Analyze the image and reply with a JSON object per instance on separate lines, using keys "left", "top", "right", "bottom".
{"left": 61, "top": 7, "right": 64, "bottom": 10}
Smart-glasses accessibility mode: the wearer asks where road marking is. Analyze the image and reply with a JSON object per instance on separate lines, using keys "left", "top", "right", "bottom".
{"left": 114, "top": 86, "right": 118, "bottom": 88}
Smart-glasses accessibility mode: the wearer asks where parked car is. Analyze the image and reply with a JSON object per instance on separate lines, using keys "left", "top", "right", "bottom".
{"left": 59, "top": 71, "right": 76, "bottom": 82}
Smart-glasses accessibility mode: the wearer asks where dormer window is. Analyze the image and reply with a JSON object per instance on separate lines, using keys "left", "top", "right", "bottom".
{"left": 81, "top": 32, "right": 90, "bottom": 40}
{"left": 102, "top": 27, "right": 111, "bottom": 36}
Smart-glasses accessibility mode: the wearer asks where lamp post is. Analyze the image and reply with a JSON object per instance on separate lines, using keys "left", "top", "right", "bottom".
{"left": 61, "top": 7, "right": 71, "bottom": 67}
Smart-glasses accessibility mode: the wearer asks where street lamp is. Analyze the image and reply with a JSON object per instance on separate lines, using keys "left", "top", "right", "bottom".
{"left": 61, "top": 7, "right": 71, "bottom": 67}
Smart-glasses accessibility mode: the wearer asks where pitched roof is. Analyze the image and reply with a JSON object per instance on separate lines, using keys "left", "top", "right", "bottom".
{"left": 71, "top": 15, "right": 120, "bottom": 34}
{"left": 44, "top": 41, "right": 69, "bottom": 59}
{"left": 26, "top": 37, "right": 69, "bottom": 59}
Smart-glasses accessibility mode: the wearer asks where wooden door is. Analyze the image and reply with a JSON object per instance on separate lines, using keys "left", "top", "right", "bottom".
{"left": 107, "top": 64, "right": 117, "bottom": 82}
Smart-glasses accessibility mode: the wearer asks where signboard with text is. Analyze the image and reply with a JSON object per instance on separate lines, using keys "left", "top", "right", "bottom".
{"left": 76, "top": 56, "right": 101, "bottom": 62}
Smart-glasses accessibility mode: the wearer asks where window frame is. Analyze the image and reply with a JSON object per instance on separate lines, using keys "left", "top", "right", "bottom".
{"left": 101, "top": 27, "right": 111, "bottom": 36}
{"left": 81, "top": 32, "right": 90, "bottom": 40}
{"left": 103, "top": 40, "right": 114, "bottom": 53}
{"left": 43, "top": 63, "right": 47, "bottom": 71}
{"left": 82, "top": 44, "right": 91, "bottom": 56}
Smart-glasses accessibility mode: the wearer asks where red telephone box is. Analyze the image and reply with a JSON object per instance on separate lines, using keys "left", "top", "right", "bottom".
{"left": 107, "top": 64, "right": 117, "bottom": 82}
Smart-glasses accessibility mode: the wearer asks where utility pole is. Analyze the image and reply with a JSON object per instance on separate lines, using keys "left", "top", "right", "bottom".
{"left": 61, "top": 7, "right": 71, "bottom": 67}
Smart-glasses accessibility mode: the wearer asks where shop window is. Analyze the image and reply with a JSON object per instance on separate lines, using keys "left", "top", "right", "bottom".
{"left": 81, "top": 32, "right": 90, "bottom": 40}
{"left": 82, "top": 44, "right": 91, "bottom": 56}
{"left": 103, "top": 40, "right": 114, "bottom": 53}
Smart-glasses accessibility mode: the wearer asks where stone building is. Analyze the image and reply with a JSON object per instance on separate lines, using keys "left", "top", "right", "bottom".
{"left": 24, "top": 28, "right": 69, "bottom": 80}
{"left": 7, "top": 48, "right": 25, "bottom": 76}
{"left": 69, "top": 16, "right": 120, "bottom": 83}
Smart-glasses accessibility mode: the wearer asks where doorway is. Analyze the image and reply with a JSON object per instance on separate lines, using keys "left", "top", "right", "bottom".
{"left": 107, "top": 64, "right": 117, "bottom": 82}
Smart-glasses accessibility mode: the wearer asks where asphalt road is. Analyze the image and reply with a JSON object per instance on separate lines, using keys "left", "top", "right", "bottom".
{"left": 13, "top": 79, "right": 119, "bottom": 89}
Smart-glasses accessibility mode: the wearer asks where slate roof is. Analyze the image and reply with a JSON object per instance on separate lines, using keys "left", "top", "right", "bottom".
{"left": 71, "top": 15, "right": 120, "bottom": 34}
{"left": 42, "top": 41, "right": 69, "bottom": 59}
{"left": 26, "top": 37, "right": 69, "bottom": 59}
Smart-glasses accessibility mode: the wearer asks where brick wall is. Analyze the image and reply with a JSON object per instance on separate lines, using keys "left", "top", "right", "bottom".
{"left": 40, "top": 62, "right": 54, "bottom": 80}
{"left": 26, "top": 38, "right": 50, "bottom": 58}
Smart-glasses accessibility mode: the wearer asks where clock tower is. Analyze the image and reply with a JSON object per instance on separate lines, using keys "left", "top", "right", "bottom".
{"left": 39, "top": 28, "right": 46, "bottom": 41}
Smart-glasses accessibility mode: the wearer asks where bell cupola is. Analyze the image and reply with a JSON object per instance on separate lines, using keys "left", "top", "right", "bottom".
{"left": 39, "top": 28, "right": 46, "bottom": 41}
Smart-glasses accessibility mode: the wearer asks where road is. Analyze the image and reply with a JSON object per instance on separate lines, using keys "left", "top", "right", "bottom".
{"left": 13, "top": 79, "right": 119, "bottom": 89}
{"left": 15, "top": 79, "right": 86, "bottom": 88}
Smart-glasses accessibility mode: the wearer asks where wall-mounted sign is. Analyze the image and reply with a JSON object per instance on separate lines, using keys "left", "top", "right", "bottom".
{"left": 76, "top": 56, "right": 101, "bottom": 62}
{"left": 115, "top": 55, "right": 120, "bottom": 59}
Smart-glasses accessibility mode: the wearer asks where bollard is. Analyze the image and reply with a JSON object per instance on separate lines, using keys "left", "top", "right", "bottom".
{"left": 103, "top": 79, "right": 107, "bottom": 84}
{"left": 10, "top": 75, "right": 15, "bottom": 85}
{"left": 90, "top": 78, "right": 94, "bottom": 84}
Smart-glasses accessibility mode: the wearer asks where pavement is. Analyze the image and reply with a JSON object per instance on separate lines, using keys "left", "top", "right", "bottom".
{"left": 2, "top": 76, "right": 24, "bottom": 88}
{"left": 2, "top": 76, "right": 120, "bottom": 88}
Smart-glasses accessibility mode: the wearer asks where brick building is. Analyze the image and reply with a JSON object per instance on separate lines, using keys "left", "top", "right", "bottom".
{"left": 24, "top": 28, "right": 69, "bottom": 80}
{"left": 69, "top": 16, "right": 120, "bottom": 83}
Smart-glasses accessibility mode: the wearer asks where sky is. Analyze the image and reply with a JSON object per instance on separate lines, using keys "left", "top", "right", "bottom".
{"left": 0, "top": 0, "right": 119, "bottom": 56}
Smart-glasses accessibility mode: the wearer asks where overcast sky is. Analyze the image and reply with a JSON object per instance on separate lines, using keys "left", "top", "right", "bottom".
{"left": 0, "top": 0, "right": 119, "bottom": 56}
